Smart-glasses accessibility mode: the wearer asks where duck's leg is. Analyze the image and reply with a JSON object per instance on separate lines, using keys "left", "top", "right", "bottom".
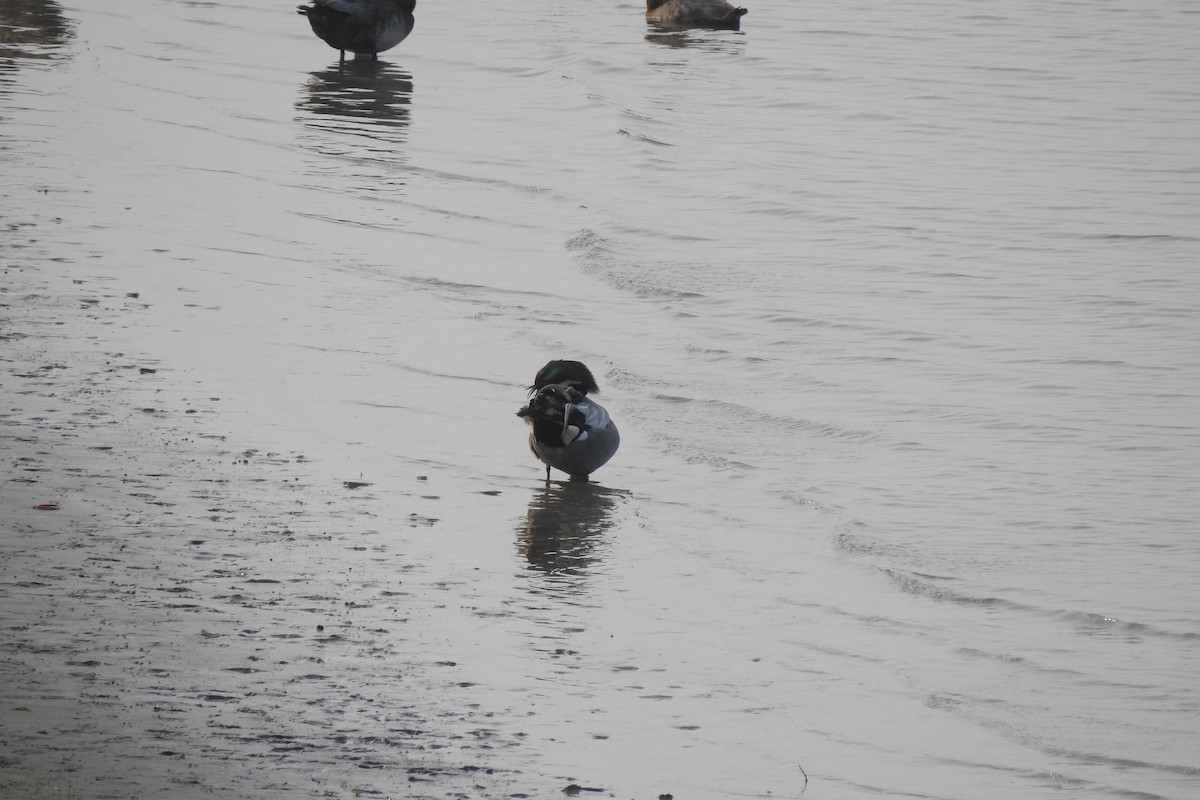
{"left": 545, "top": 465, "right": 551, "bottom": 482}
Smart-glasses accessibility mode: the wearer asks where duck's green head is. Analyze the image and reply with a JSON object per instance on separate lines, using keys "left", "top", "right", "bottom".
{"left": 530, "top": 360, "right": 600, "bottom": 395}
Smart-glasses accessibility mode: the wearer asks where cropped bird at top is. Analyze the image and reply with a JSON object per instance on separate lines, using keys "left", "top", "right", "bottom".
{"left": 296, "top": 0, "right": 416, "bottom": 63}
{"left": 517, "top": 361, "right": 620, "bottom": 482}
{"left": 645, "top": 0, "right": 748, "bottom": 30}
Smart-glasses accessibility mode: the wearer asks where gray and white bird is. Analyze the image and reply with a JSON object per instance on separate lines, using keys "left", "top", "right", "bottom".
{"left": 517, "top": 360, "right": 620, "bottom": 482}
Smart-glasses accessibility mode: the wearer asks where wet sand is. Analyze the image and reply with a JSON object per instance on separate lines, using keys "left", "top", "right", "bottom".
{"left": 0, "top": 231, "right": 542, "bottom": 798}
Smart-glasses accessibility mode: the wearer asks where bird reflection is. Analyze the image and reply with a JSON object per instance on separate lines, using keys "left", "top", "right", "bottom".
{"left": 0, "top": 0, "right": 74, "bottom": 65}
{"left": 295, "top": 60, "right": 413, "bottom": 186}
{"left": 644, "top": 29, "right": 746, "bottom": 52}
{"left": 297, "top": 59, "right": 413, "bottom": 131}
{"left": 518, "top": 481, "right": 623, "bottom": 588}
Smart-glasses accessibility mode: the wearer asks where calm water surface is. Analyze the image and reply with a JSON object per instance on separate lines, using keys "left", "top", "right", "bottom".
{"left": 3, "top": 0, "right": 1198, "bottom": 797}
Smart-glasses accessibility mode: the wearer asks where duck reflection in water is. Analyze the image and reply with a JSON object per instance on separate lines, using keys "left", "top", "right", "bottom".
{"left": 295, "top": 61, "right": 413, "bottom": 190}
{"left": 0, "top": 0, "right": 74, "bottom": 64}
{"left": 297, "top": 60, "right": 413, "bottom": 130}
{"left": 644, "top": 29, "right": 746, "bottom": 50}
{"left": 518, "top": 481, "right": 624, "bottom": 586}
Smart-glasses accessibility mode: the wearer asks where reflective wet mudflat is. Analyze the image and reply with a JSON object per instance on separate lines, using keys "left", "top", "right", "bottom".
{"left": 2, "top": 2, "right": 1198, "bottom": 798}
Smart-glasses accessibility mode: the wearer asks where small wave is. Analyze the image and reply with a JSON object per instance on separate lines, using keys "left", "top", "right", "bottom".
{"left": 566, "top": 228, "right": 707, "bottom": 299}
{"left": 616, "top": 128, "right": 674, "bottom": 147}
{"left": 878, "top": 566, "right": 1200, "bottom": 643}
{"left": 618, "top": 379, "right": 878, "bottom": 446}
{"left": 927, "top": 692, "right": 1200, "bottom": 780}
{"left": 881, "top": 567, "right": 1004, "bottom": 606}
{"left": 1086, "top": 233, "right": 1198, "bottom": 243}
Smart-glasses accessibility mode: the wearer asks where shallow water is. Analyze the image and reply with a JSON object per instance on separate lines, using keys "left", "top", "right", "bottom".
{"left": 2, "top": 0, "right": 1198, "bottom": 798}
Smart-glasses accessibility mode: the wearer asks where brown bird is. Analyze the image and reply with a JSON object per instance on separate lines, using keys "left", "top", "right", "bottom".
{"left": 646, "top": 0, "right": 748, "bottom": 30}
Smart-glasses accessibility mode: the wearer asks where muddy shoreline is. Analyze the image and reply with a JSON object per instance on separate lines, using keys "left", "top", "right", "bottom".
{"left": 0, "top": 248, "right": 547, "bottom": 798}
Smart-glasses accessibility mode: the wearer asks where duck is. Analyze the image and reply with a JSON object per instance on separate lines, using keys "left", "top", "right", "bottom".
{"left": 517, "top": 360, "right": 620, "bottom": 482}
{"left": 296, "top": 0, "right": 416, "bottom": 63}
{"left": 645, "top": 0, "right": 747, "bottom": 30}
